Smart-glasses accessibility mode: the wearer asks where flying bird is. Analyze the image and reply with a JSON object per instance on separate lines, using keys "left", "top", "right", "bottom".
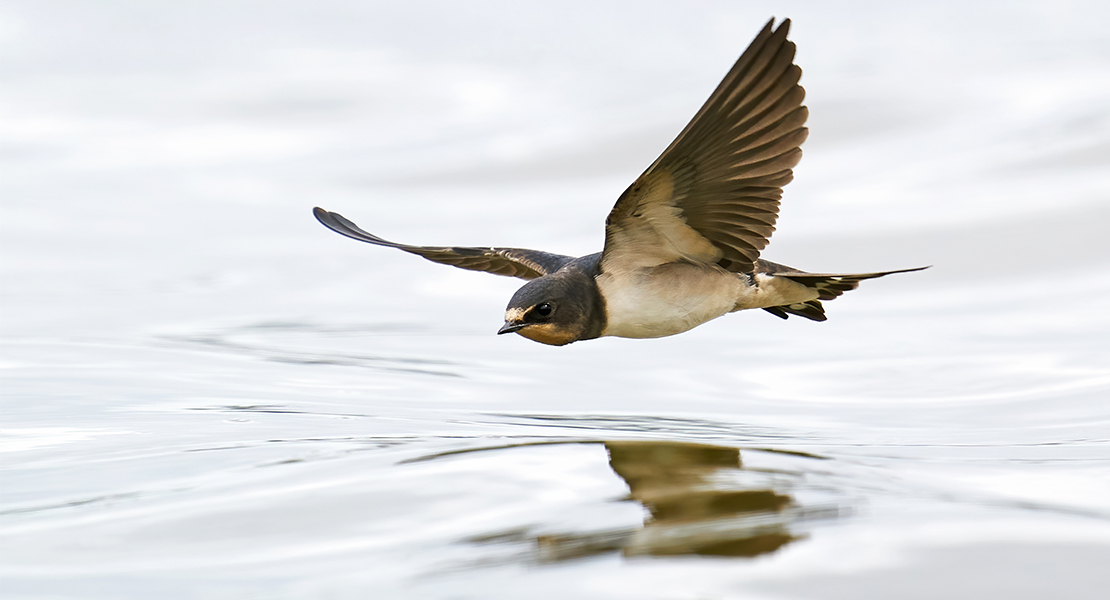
{"left": 314, "top": 18, "right": 926, "bottom": 346}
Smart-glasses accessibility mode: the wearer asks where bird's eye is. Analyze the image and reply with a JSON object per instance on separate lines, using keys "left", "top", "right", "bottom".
{"left": 534, "top": 302, "right": 554, "bottom": 318}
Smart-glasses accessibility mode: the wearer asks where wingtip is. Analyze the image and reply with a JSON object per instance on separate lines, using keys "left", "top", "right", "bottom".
{"left": 767, "top": 17, "right": 791, "bottom": 34}
{"left": 313, "top": 204, "right": 337, "bottom": 227}
{"left": 312, "top": 205, "right": 353, "bottom": 237}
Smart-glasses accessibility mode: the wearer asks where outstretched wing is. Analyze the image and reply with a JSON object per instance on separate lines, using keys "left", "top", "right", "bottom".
{"left": 313, "top": 207, "right": 574, "bottom": 280}
{"left": 602, "top": 18, "right": 807, "bottom": 275}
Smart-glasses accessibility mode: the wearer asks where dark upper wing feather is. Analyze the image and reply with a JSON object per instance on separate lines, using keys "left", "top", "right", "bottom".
{"left": 313, "top": 207, "right": 572, "bottom": 280}
{"left": 602, "top": 19, "right": 808, "bottom": 275}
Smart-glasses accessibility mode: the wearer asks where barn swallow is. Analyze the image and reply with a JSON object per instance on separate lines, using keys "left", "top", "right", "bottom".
{"left": 314, "top": 18, "right": 927, "bottom": 346}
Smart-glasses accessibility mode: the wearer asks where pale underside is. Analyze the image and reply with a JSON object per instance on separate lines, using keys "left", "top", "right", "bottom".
{"left": 596, "top": 264, "right": 818, "bottom": 339}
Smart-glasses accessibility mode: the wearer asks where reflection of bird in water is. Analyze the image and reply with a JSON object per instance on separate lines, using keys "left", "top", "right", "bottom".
{"left": 313, "top": 18, "right": 927, "bottom": 345}
{"left": 606, "top": 441, "right": 795, "bottom": 557}
{"left": 531, "top": 440, "right": 837, "bottom": 562}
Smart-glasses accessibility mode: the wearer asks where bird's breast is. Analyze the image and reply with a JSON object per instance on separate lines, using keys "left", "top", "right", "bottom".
{"left": 596, "top": 263, "right": 744, "bottom": 339}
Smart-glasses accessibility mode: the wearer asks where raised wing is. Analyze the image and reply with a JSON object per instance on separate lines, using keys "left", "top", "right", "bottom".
{"left": 313, "top": 207, "right": 573, "bottom": 280}
{"left": 602, "top": 18, "right": 807, "bottom": 275}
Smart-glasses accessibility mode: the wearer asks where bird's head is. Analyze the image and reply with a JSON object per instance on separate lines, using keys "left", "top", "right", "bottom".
{"left": 498, "top": 272, "right": 604, "bottom": 346}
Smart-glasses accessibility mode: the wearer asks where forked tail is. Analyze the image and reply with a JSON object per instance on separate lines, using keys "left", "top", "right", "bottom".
{"left": 755, "top": 260, "right": 929, "bottom": 321}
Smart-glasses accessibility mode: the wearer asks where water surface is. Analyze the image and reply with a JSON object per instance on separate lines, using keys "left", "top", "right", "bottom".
{"left": 3, "top": 1, "right": 1110, "bottom": 598}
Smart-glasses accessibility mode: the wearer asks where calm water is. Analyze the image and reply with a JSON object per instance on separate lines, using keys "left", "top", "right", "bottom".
{"left": 3, "top": 1, "right": 1110, "bottom": 598}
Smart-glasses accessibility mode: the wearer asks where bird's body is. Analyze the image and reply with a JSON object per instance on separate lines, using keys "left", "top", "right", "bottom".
{"left": 598, "top": 261, "right": 746, "bottom": 339}
{"left": 313, "top": 18, "right": 927, "bottom": 346}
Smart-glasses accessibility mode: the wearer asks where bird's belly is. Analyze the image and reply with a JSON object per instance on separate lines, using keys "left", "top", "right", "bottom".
{"left": 597, "top": 264, "right": 743, "bottom": 339}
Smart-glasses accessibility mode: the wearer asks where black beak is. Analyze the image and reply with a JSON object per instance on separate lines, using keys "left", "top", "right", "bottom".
{"left": 498, "top": 321, "right": 527, "bottom": 335}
